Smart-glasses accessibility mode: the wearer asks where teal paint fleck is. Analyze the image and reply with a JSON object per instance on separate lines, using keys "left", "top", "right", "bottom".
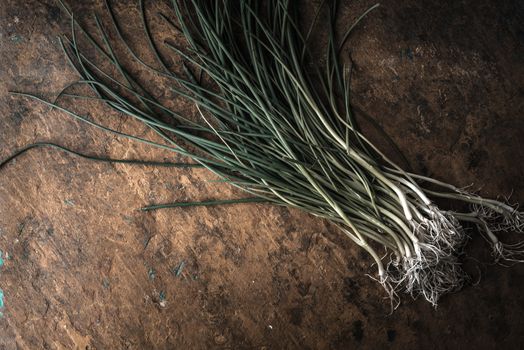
{"left": 174, "top": 261, "right": 185, "bottom": 277}
{"left": 0, "top": 250, "right": 4, "bottom": 267}
{"left": 400, "top": 48, "right": 414, "bottom": 61}
{"left": 10, "top": 34, "right": 23, "bottom": 43}
{"left": 148, "top": 267, "right": 156, "bottom": 280}
{"left": 159, "top": 291, "right": 166, "bottom": 301}
{"left": 0, "top": 289, "right": 4, "bottom": 309}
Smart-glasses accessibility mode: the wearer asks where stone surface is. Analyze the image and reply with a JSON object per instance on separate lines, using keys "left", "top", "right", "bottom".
{"left": 0, "top": 0, "right": 523, "bottom": 349}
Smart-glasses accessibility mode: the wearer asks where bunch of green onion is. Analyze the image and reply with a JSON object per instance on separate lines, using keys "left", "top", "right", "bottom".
{"left": 2, "top": 0, "right": 523, "bottom": 306}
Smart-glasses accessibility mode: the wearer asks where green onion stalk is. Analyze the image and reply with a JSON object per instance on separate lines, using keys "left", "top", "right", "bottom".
{"left": 2, "top": 0, "right": 523, "bottom": 307}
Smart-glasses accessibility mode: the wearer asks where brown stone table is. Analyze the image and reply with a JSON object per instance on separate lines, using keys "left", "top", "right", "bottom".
{"left": 0, "top": 0, "right": 523, "bottom": 349}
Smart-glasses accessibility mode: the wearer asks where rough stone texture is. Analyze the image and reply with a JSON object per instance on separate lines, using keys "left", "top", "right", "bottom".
{"left": 0, "top": 0, "right": 523, "bottom": 349}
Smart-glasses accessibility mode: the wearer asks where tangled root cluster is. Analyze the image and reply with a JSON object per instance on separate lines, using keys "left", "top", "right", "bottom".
{"left": 379, "top": 203, "right": 523, "bottom": 307}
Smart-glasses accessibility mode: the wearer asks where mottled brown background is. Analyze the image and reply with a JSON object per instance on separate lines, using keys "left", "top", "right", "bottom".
{"left": 0, "top": 0, "right": 523, "bottom": 349}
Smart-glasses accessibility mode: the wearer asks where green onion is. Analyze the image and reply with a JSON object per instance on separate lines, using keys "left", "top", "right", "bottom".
{"left": 2, "top": 0, "right": 523, "bottom": 307}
